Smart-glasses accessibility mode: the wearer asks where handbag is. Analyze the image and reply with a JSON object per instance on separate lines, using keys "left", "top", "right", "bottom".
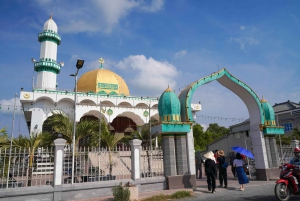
{"left": 222, "top": 161, "right": 228, "bottom": 168}
{"left": 220, "top": 157, "right": 228, "bottom": 168}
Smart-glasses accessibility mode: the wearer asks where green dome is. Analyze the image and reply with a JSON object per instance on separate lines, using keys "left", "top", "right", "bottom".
{"left": 158, "top": 86, "right": 181, "bottom": 122}
{"left": 261, "top": 97, "right": 276, "bottom": 126}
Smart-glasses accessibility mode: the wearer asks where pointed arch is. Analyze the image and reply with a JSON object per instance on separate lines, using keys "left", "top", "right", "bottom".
{"left": 178, "top": 68, "right": 265, "bottom": 126}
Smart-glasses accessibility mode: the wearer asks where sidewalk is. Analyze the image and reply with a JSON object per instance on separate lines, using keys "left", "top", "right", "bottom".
{"left": 76, "top": 171, "right": 273, "bottom": 201}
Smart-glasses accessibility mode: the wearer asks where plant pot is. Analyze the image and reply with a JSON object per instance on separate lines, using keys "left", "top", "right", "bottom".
{"left": 128, "top": 186, "right": 138, "bottom": 201}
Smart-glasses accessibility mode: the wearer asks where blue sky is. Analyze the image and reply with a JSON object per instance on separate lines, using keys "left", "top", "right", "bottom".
{"left": 0, "top": 0, "right": 300, "bottom": 136}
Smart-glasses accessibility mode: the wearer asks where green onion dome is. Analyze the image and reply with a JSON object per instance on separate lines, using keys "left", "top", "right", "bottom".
{"left": 158, "top": 86, "right": 181, "bottom": 122}
{"left": 261, "top": 97, "right": 276, "bottom": 126}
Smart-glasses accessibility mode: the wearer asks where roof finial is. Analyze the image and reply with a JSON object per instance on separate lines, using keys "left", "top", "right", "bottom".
{"left": 261, "top": 96, "right": 267, "bottom": 102}
{"left": 98, "top": 58, "right": 105, "bottom": 68}
{"left": 50, "top": 13, "right": 53, "bottom": 19}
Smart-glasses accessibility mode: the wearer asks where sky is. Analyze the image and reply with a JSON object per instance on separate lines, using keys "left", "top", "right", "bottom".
{"left": 0, "top": 0, "right": 300, "bottom": 136}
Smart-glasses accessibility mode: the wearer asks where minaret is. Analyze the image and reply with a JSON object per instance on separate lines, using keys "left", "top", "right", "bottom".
{"left": 34, "top": 14, "right": 62, "bottom": 89}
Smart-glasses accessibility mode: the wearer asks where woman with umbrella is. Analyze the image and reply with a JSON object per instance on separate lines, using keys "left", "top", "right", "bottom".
{"left": 233, "top": 153, "right": 249, "bottom": 191}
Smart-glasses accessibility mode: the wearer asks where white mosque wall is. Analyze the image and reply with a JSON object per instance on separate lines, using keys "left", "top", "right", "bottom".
{"left": 40, "top": 42, "right": 57, "bottom": 60}
{"left": 20, "top": 91, "right": 159, "bottom": 134}
{"left": 36, "top": 71, "right": 57, "bottom": 89}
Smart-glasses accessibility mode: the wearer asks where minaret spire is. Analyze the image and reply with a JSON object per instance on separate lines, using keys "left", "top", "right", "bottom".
{"left": 99, "top": 58, "right": 105, "bottom": 69}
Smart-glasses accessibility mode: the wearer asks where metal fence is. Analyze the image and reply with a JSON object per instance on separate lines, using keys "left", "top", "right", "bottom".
{"left": 0, "top": 145, "right": 165, "bottom": 188}
{"left": 141, "top": 147, "right": 164, "bottom": 178}
{"left": 0, "top": 147, "right": 54, "bottom": 189}
{"left": 62, "top": 146, "right": 132, "bottom": 184}
{"left": 278, "top": 144, "right": 294, "bottom": 164}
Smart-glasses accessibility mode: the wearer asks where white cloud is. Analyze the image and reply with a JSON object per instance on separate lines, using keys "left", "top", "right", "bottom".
{"left": 229, "top": 37, "right": 259, "bottom": 50}
{"left": 174, "top": 50, "right": 187, "bottom": 58}
{"left": 240, "top": 26, "right": 245, "bottom": 30}
{"left": 140, "top": 0, "right": 164, "bottom": 12}
{"left": 116, "top": 55, "right": 179, "bottom": 96}
{"left": 200, "top": 123, "right": 208, "bottom": 131}
{"left": 35, "top": 0, "right": 164, "bottom": 34}
{"left": 0, "top": 98, "right": 21, "bottom": 114}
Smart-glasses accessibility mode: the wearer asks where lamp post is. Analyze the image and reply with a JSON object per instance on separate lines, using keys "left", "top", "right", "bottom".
{"left": 6, "top": 93, "right": 17, "bottom": 189}
{"left": 70, "top": 59, "right": 84, "bottom": 185}
{"left": 99, "top": 101, "right": 102, "bottom": 151}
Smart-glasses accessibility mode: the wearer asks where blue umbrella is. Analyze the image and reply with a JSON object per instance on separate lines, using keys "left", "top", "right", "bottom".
{"left": 231, "top": 146, "right": 254, "bottom": 159}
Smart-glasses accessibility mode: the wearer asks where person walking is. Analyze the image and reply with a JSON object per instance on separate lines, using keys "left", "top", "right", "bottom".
{"left": 217, "top": 150, "right": 228, "bottom": 188}
{"left": 229, "top": 151, "right": 236, "bottom": 178}
{"left": 233, "top": 153, "right": 249, "bottom": 191}
{"left": 204, "top": 151, "right": 217, "bottom": 194}
{"left": 195, "top": 151, "right": 203, "bottom": 179}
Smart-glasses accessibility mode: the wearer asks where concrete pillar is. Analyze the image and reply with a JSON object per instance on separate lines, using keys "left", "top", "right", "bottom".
{"left": 264, "top": 137, "right": 272, "bottom": 168}
{"left": 53, "top": 137, "right": 66, "bottom": 201}
{"left": 162, "top": 134, "right": 177, "bottom": 177}
{"left": 186, "top": 130, "right": 195, "bottom": 175}
{"left": 291, "top": 139, "right": 299, "bottom": 149}
{"left": 269, "top": 137, "right": 280, "bottom": 167}
{"left": 129, "top": 139, "right": 142, "bottom": 180}
{"left": 175, "top": 134, "right": 188, "bottom": 175}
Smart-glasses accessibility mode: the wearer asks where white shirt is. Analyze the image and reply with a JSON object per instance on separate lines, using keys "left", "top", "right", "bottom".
{"left": 233, "top": 159, "right": 244, "bottom": 167}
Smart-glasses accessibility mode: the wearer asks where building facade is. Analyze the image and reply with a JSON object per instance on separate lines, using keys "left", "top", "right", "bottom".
{"left": 20, "top": 15, "right": 201, "bottom": 138}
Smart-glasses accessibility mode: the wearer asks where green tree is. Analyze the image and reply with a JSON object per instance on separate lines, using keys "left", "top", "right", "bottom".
{"left": 276, "top": 135, "right": 293, "bottom": 145}
{"left": 12, "top": 132, "right": 53, "bottom": 186}
{"left": 206, "top": 123, "right": 230, "bottom": 141}
{"left": 47, "top": 111, "right": 98, "bottom": 149}
{"left": 292, "top": 126, "right": 300, "bottom": 140}
{"left": 101, "top": 124, "right": 124, "bottom": 180}
{"left": 0, "top": 126, "right": 8, "bottom": 146}
{"left": 193, "top": 124, "right": 213, "bottom": 151}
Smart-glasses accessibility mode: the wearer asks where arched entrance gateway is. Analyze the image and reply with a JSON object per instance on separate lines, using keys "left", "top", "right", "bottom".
{"left": 151, "top": 68, "right": 284, "bottom": 189}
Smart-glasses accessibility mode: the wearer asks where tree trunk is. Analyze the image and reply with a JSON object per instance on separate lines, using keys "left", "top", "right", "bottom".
{"left": 27, "top": 153, "right": 34, "bottom": 187}
{"left": 146, "top": 150, "right": 151, "bottom": 177}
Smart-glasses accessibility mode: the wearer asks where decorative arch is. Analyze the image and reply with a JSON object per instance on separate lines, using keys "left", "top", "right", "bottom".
{"left": 79, "top": 99, "right": 97, "bottom": 105}
{"left": 179, "top": 68, "right": 265, "bottom": 126}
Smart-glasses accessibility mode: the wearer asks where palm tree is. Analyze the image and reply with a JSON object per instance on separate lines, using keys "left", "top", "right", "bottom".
{"left": 12, "top": 132, "right": 53, "bottom": 186}
{"left": 100, "top": 121, "right": 124, "bottom": 180}
{"left": 0, "top": 126, "right": 8, "bottom": 146}
{"left": 47, "top": 111, "right": 98, "bottom": 149}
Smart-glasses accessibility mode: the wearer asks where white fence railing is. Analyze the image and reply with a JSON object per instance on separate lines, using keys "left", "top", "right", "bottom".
{"left": 0, "top": 144, "right": 165, "bottom": 188}
{"left": 141, "top": 146, "right": 164, "bottom": 178}
{"left": 0, "top": 147, "right": 54, "bottom": 188}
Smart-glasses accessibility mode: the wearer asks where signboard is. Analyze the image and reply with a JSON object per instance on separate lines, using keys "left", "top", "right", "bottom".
{"left": 98, "top": 83, "right": 118, "bottom": 90}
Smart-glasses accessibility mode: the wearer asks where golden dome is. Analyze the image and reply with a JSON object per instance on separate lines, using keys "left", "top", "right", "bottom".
{"left": 77, "top": 68, "right": 130, "bottom": 96}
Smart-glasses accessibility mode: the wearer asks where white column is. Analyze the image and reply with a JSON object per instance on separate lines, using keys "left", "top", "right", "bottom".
{"left": 129, "top": 139, "right": 142, "bottom": 180}
{"left": 53, "top": 138, "right": 66, "bottom": 186}
{"left": 186, "top": 130, "right": 195, "bottom": 175}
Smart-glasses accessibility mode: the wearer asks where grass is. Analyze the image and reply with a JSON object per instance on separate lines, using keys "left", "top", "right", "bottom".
{"left": 141, "top": 190, "right": 193, "bottom": 201}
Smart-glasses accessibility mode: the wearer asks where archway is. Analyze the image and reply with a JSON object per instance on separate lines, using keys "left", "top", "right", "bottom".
{"left": 178, "top": 68, "right": 284, "bottom": 178}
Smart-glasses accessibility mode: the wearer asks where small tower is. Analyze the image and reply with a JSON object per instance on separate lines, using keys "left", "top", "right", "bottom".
{"left": 158, "top": 86, "right": 181, "bottom": 122}
{"left": 34, "top": 14, "right": 61, "bottom": 89}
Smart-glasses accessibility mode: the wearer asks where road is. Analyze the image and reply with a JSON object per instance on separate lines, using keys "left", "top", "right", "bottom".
{"left": 182, "top": 181, "right": 300, "bottom": 201}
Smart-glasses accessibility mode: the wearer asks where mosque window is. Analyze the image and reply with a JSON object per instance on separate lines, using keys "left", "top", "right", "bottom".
{"left": 168, "top": 115, "right": 171, "bottom": 121}
{"left": 164, "top": 115, "right": 167, "bottom": 122}
{"left": 281, "top": 122, "right": 293, "bottom": 132}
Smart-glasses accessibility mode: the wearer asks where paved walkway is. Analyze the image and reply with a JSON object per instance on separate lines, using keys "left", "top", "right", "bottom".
{"left": 76, "top": 171, "right": 275, "bottom": 201}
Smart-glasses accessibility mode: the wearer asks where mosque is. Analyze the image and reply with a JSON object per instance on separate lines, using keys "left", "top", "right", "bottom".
{"left": 19, "top": 15, "right": 201, "bottom": 141}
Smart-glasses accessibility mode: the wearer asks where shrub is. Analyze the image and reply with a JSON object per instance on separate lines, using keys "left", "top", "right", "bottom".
{"left": 170, "top": 191, "right": 192, "bottom": 199}
{"left": 112, "top": 182, "right": 130, "bottom": 201}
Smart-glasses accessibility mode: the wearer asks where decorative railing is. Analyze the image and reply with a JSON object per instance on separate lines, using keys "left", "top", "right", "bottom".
{"left": 62, "top": 146, "right": 132, "bottom": 184}
{"left": 141, "top": 147, "right": 164, "bottom": 178}
{"left": 0, "top": 147, "right": 54, "bottom": 189}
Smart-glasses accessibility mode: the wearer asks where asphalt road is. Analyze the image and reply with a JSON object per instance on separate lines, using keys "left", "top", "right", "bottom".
{"left": 181, "top": 181, "right": 300, "bottom": 201}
